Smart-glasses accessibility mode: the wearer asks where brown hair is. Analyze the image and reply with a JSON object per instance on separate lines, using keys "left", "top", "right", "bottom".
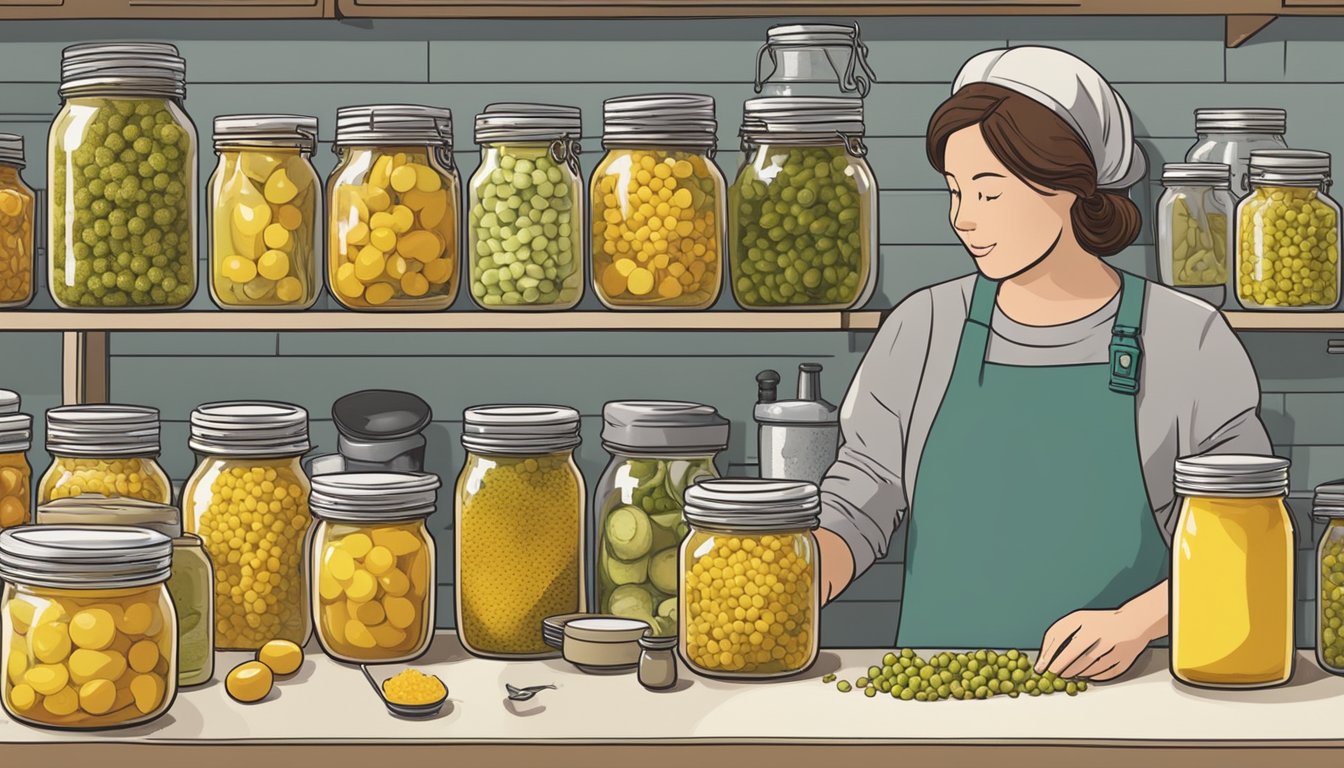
{"left": 926, "top": 82, "right": 1141, "bottom": 257}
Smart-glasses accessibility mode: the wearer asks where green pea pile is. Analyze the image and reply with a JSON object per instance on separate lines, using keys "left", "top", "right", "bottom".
{"left": 469, "top": 147, "right": 580, "bottom": 308}
{"left": 1237, "top": 186, "right": 1339, "bottom": 308}
{"left": 50, "top": 97, "right": 195, "bottom": 308}
{"left": 729, "top": 146, "right": 867, "bottom": 308}
{"left": 1319, "top": 530, "right": 1344, "bottom": 670}
{"left": 832, "top": 649, "right": 1088, "bottom": 702}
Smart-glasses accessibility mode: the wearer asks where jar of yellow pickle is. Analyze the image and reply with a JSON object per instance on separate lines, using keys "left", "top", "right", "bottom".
{"left": 679, "top": 478, "right": 820, "bottom": 680}
{"left": 327, "top": 104, "right": 459, "bottom": 310}
{"left": 310, "top": 472, "right": 437, "bottom": 663}
{"left": 456, "top": 405, "right": 585, "bottom": 659}
{"left": 0, "top": 134, "right": 34, "bottom": 309}
{"left": 208, "top": 114, "right": 320, "bottom": 310}
{"left": 591, "top": 94, "right": 725, "bottom": 309}
{"left": 183, "top": 401, "right": 312, "bottom": 651}
{"left": 0, "top": 391, "right": 32, "bottom": 529}
{"left": 39, "top": 405, "right": 170, "bottom": 505}
{"left": 0, "top": 525, "right": 177, "bottom": 729}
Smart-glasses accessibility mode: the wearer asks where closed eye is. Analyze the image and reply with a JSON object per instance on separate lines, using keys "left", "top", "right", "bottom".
{"left": 981, "top": 193, "right": 1001, "bottom": 201}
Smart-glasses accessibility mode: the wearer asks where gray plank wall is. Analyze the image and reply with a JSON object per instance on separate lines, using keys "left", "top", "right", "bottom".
{"left": 0, "top": 15, "right": 1341, "bottom": 647}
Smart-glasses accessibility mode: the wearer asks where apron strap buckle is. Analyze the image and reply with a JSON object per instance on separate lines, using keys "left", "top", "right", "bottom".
{"left": 1108, "top": 324, "right": 1142, "bottom": 396}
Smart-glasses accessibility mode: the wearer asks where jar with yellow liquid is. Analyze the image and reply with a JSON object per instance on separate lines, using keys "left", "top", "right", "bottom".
{"left": 38, "top": 405, "right": 171, "bottom": 506}
{"left": 0, "top": 390, "right": 32, "bottom": 529}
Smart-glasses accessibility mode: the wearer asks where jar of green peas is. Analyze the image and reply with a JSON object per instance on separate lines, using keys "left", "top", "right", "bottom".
{"left": 48, "top": 43, "right": 198, "bottom": 309}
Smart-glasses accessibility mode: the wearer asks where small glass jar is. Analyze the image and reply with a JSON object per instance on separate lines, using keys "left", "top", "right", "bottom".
{"left": 730, "top": 97, "right": 878, "bottom": 310}
{"left": 679, "top": 479, "right": 820, "bottom": 680}
{"left": 0, "top": 525, "right": 177, "bottom": 729}
{"left": 39, "top": 405, "right": 170, "bottom": 505}
{"left": 1171, "top": 455, "right": 1293, "bottom": 689}
{"left": 1236, "top": 150, "right": 1340, "bottom": 310}
{"left": 310, "top": 472, "right": 438, "bottom": 664}
{"left": 754, "top": 23, "right": 877, "bottom": 98}
{"left": 1186, "top": 108, "right": 1288, "bottom": 198}
{"left": 327, "top": 104, "right": 460, "bottom": 311}
{"left": 0, "top": 391, "right": 32, "bottom": 529}
{"left": 208, "top": 114, "right": 321, "bottom": 310}
{"left": 456, "top": 405, "right": 585, "bottom": 659}
{"left": 594, "top": 401, "right": 728, "bottom": 635}
{"left": 0, "top": 134, "right": 35, "bottom": 309}
{"left": 182, "top": 401, "right": 312, "bottom": 651}
{"left": 1157, "top": 163, "right": 1234, "bottom": 308}
{"left": 1313, "top": 481, "right": 1344, "bottom": 675}
{"left": 638, "top": 632, "right": 678, "bottom": 690}
{"left": 468, "top": 103, "right": 584, "bottom": 310}
{"left": 48, "top": 43, "right": 197, "bottom": 309}
{"left": 591, "top": 94, "right": 726, "bottom": 310}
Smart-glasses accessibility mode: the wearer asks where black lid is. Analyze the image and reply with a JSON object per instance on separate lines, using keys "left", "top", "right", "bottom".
{"left": 332, "top": 390, "right": 432, "bottom": 441}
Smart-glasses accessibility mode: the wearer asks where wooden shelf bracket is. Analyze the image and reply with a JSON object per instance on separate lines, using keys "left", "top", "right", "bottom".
{"left": 1226, "top": 14, "right": 1277, "bottom": 48}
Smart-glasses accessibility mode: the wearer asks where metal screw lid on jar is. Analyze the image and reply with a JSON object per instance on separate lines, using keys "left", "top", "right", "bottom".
{"left": 0, "top": 525, "right": 173, "bottom": 589}
{"left": 683, "top": 478, "right": 822, "bottom": 532}
{"left": 1162, "top": 162, "right": 1232, "bottom": 188}
{"left": 59, "top": 42, "right": 187, "bottom": 98}
{"left": 1195, "top": 108, "right": 1287, "bottom": 134}
{"left": 1313, "top": 480, "right": 1344, "bottom": 519}
{"left": 1174, "top": 454, "right": 1290, "bottom": 498}
{"left": 334, "top": 104, "right": 453, "bottom": 149}
{"left": 46, "top": 404, "right": 160, "bottom": 457}
{"left": 189, "top": 401, "right": 311, "bottom": 458}
{"left": 35, "top": 497, "right": 181, "bottom": 536}
{"left": 475, "top": 102, "right": 582, "bottom": 144}
{"left": 0, "top": 390, "right": 30, "bottom": 454}
{"left": 460, "top": 405, "right": 581, "bottom": 454}
{"left": 1248, "top": 149, "right": 1331, "bottom": 187}
{"left": 601, "top": 400, "right": 729, "bottom": 454}
{"left": 602, "top": 94, "right": 717, "bottom": 150}
{"left": 309, "top": 471, "right": 440, "bottom": 522}
{"left": 0, "top": 134, "right": 24, "bottom": 168}
{"left": 742, "top": 96, "right": 866, "bottom": 138}
{"left": 0, "top": 390, "right": 18, "bottom": 415}
{"left": 214, "top": 114, "right": 318, "bottom": 152}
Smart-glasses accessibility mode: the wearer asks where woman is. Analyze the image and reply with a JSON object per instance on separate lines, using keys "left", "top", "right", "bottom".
{"left": 817, "top": 47, "right": 1270, "bottom": 681}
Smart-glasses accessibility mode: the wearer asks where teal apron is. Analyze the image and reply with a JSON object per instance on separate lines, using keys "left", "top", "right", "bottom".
{"left": 898, "top": 271, "right": 1169, "bottom": 649}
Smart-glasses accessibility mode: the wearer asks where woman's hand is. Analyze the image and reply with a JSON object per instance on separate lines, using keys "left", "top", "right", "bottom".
{"left": 815, "top": 528, "right": 856, "bottom": 606}
{"left": 1034, "top": 580, "right": 1169, "bottom": 681}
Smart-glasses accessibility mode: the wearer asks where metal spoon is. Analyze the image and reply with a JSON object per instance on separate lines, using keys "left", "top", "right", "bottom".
{"left": 505, "top": 683, "right": 556, "bottom": 701}
{"left": 361, "top": 664, "right": 448, "bottom": 718}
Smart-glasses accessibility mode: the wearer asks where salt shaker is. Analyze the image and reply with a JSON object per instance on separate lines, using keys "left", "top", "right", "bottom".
{"left": 638, "top": 633, "right": 678, "bottom": 690}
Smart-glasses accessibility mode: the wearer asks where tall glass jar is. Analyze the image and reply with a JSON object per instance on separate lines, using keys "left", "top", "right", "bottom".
{"left": 208, "top": 114, "right": 320, "bottom": 310}
{"left": 594, "top": 401, "right": 728, "bottom": 635}
{"left": 1186, "top": 108, "right": 1288, "bottom": 198}
{"left": 310, "top": 472, "right": 438, "bottom": 664}
{"left": 730, "top": 97, "right": 878, "bottom": 310}
{"left": 0, "top": 391, "right": 31, "bottom": 529}
{"left": 592, "top": 94, "right": 725, "bottom": 310}
{"left": 1236, "top": 150, "right": 1340, "bottom": 310}
{"left": 1158, "top": 163, "right": 1234, "bottom": 308}
{"left": 1171, "top": 455, "right": 1293, "bottom": 689}
{"left": 0, "top": 134, "right": 35, "bottom": 309}
{"left": 39, "top": 405, "right": 170, "bottom": 505}
{"left": 0, "top": 525, "right": 177, "bottom": 729}
{"left": 679, "top": 479, "right": 820, "bottom": 679}
{"left": 327, "top": 104, "right": 459, "bottom": 311}
{"left": 456, "top": 405, "right": 584, "bottom": 659}
{"left": 48, "top": 43, "right": 196, "bottom": 309}
{"left": 183, "top": 401, "right": 312, "bottom": 651}
{"left": 754, "top": 23, "right": 877, "bottom": 98}
{"left": 469, "top": 103, "right": 584, "bottom": 310}
{"left": 1313, "top": 480, "right": 1344, "bottom": 676}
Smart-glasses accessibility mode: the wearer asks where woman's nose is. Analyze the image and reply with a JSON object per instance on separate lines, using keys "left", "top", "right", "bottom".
{"left": 952, "top": 201, "right": 975, "bottom": 233}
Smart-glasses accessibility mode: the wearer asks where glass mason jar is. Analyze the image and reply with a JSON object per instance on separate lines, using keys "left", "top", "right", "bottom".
{"left": 1236, "top": 150, "right": 1340, "bottom": 310}
{"left": 182, "top": 401, "right": 312, "bottom": 651}
{"left": 730, "top": 97, "right": 878, "bottom": 310}
{"left": 0, "top": 391, "right": 32, "bottom": 529}
{"left": 48, "top": 43, "right": 196, "bottom": 309}
{"left": 1158, "top": 163, "right": 1234, "bottom": 308}
{"left": 592, "top": 94, "right": 725, "bottom": 309}
{"left": 0, "top": 134, "right": 35, "bottom": 309}
{"left": 1186, "top": 108, "right": 1288, "bottom": 198}
{"left": 754, "top": 22, "right": 877, "bottom": 98}
{"left": 327, "top": 104, "right": 460, "bottom": 311}
{"left": 594, "top": 401, "right": 728, "bottom": 635}
{"left": 208, "top": 114, "right": 321, "bottom": 310}
{"left": 39, "top": 405, "right": 170, "bottom": 505}
{"left": 468, "top": 103, "right": 584, "bottom": 310}
{"left": 679, "top": 479, "right": 820, "bottom": 679}
{"left": 1313, "top": 480, "right": 1344, "bottom": 676}
{"left": 310, "top": 472, "right": 438, "bottom": 664}
{"left": 456, "top": 405, "right": 585, "bottom": 659}
{"left": 1171, "top": 455, "right": 1293, "bottom": 689}
{"left": 0, "top": 525, "right": 177, "bottom": 729}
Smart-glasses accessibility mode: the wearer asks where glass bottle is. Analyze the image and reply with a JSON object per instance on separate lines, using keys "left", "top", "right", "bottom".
{"left": 754, "top": 22, "right": 877, "bottom": 98}
{"left": 1186, "top": 108, "right": 1288, "bottom": 198}
{"left": 0, "top": 134, "right": 35, "bottom": 309}
{"left": 1157, "top": 163, "right": 1234, "bottom": 308}
{"left": 1313, "top": 480, "right": 1344, "bottom": 675}
{"left": 0, "top": 390, "right": 31, "bottom": 529}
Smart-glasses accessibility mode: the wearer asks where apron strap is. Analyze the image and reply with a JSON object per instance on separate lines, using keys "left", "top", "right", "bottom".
{"left": 961, "top": 275, "right": 999, "bottom": 385}
{"left": 1108, "top": 271, "right": 1145, "bottom": 396}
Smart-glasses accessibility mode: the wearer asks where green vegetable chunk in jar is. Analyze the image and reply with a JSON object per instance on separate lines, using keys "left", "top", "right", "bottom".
{"left": 1238, "top": 186, "right": 1339, "bottom": 309}
{"left": 1169, "top": 195, "right": 1228, "bottom": 287}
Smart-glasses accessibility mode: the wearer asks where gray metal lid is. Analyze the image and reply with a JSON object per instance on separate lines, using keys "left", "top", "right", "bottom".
{"left": 46, "top": 404, "right": 160, "bottom": 457}
{"left": 310, "top": 471, "right": 440, "bottom": 522}
{"left": 461, "top": 405, "right": 581, "bottom": 454}
{"left": 59, "top": 42, "right": 186, "bottom": 98}
{"left": 1314, "top": 480, "right": 1344, "bottom": 519}
{"left": 214, "top": 114, "right": 318, "bottom": 152}
{"left": 1195, "top": 108, "right": 1286, "bottom": 134}
{"left": 1249, "top": 149, "right": 1331, "bottom": 186}
{"left": 638, "top": 632, "right": 678, "bottom": 651}
{"left": 1162, "top": 162, "right": 1232, "bottom": 188}
{"left": 0, "top": 134, "right": 24, "bottom": 168}
{"left": 0, "top": 525, "right": 172, "bottom": 589}
{"left": 333, "top": 389, "right": 431, "bottom": 441}
{"left": 0, "top": 390, "right": 18, "bottom": 415}
{"left": 683, "top": 478, "right": 821, "bottom": 532}
{"left": 1174, "top": 454, "right": 1290, "bottom": 497}
{"left": 475, "top": 102, "right": 582, "bottom": 144}
{"left": 0, "top": 413, "right": 32, "bottom": 454}
{"left": 189, "top": 401, "right": 310, "bottom": 458}
{"left": 35, "top": 497, "right": 180, "bottom": 537}
{"left": 602, "top": 94, "right": 717, "bottom": 150}
{"left": 334, "top": 104, "right": 453, "bottom": 148}
{"left": 766, "top": 22, "right": 863, "bottom": 46}
{"left": 742, "top": 96, "right": 865, "bottom": 137}
{"left": 601, "top": 401, "right": 729, "bottom": 454}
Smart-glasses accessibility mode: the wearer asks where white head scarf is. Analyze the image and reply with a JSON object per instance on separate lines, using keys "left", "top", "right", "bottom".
{"left": 952, "top": 46, "right": 1147, "bottom": 191}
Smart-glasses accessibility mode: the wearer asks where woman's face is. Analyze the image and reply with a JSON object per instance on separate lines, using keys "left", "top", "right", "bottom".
{"left": 943, "top": 126, "right": 1078, "bottom": 280}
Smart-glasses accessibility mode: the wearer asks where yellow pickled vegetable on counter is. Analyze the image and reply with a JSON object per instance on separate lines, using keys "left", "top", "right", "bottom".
{"left": 257, "top": 639, "right": 303, "bottom": 675}
{"left": 225, "top": 660, "right": 272, "bottom": 703}
{"left": 382, "top": 668, "right": 445, "bottom": 705}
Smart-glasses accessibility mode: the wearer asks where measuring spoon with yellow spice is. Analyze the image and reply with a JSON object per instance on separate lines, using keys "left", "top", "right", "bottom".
{"left": 361, "top": 665, "right": 448, "bottom": 718}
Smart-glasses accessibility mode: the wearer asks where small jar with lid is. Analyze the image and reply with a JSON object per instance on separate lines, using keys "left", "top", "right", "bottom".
{"left": 0, "top": 390, "right": 31, "bottom": 529}
{"left": 1236, "top": 149, "right": 1340, "bottom": 310}
{"left": 327, "top": 104, "right": 460, "bottom": 310}
{"left": 39, "top": 405, "right": 171, "bottom": 505}
{"left": 310, "top": 472, "right": 438, "bottom": 664}
{"left": 679, "top": 478, "right": 820, "bottom": 679}
{"left": 208, "top": 114, "right": 321, "bottom": 310}
{"left": 730, "top": 97, "right": 878, "bottom": 310}
{"left": 1171, "top": 455, "right": 1293, "bottom": 688}
{"left": 591, "top": 94, "right": 726, "bottom": 309}
{"left": 1186, "top": 108, "right": 1288, "bottom": 198}
{"left": 455, "top": 405, "right": 585, "bottom": 659}
{"left": 754, "top": 22, "right": 877, "bottom": 98}
{"left": 182, "top": 401, "right": 312, "bottom": 651}
{"left": 0, "top": 525, "right": 177, "bottom": 729}
{"left": 594, "top": 401, "right": 728, "bottom": 635}
{"left": 638, "top": 632, "right": 678, "bottom": 690}
{"left": 1158, "top": 163, "right": 1234, "bottom": 308}
{"left": 0, "top": 134, "right": 35, "bottom": 309}
{"left": 1314, "top": 481, "right": 1344, "bottom": 675}
{"left": 469, "top": 103, "right": 584, "bottom": 310}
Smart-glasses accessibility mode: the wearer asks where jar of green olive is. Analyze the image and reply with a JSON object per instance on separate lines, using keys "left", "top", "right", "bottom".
{"left": 48, "top": 43, "right": 197, "bottom": 309}
{"left": 1236, "top": 149, "right": 1340, "bottom": 310}
{"left": 1314, "top": 481, "right": 1344, "bottom": 675}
